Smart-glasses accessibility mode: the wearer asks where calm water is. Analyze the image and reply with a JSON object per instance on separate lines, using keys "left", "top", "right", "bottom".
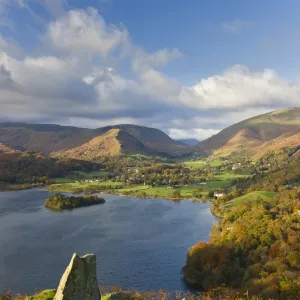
{"left": 0, "top": 188, "right": 217, "bottom": 294}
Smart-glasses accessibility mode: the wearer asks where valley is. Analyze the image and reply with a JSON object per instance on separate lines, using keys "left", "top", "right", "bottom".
{"left": 0, "top": 107, "right": 299, "bottom": 299}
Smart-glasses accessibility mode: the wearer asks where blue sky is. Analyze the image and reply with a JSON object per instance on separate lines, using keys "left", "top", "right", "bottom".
{"left": 0, "top": 0, "right": 300, "bottom": 140}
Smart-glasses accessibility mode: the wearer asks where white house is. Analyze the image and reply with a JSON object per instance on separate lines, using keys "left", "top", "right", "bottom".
{"left": 215, "top": 193, "right": 225, "bottom": 198}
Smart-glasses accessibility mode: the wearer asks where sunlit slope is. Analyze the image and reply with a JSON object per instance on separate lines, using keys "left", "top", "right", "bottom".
{"left": 0, "top": 142, "right": 18, "bottom": 154}
{"left": 0, "top": 123, "right": 197, "bottom": 157}
{"left": 52, "top": 129, "right": 151, "bottom": 159}
{"left": 198, "top": 107, "right": 300, "bottom": 157}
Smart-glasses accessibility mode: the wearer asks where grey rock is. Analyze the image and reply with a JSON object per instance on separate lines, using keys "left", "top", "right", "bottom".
{"left": 54, "top": 253, "right": 101, "bottom": 300}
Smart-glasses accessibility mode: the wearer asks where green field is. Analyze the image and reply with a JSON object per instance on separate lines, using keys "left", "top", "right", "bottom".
{"left": 117, "top": 185, "right": 210, "bottom": 199}
{"left": 205, "top": 180, "right": 232, "bottom": 189}
{"left": 208, "top": 158, "right": 225, "bottom": 167}
{"left": 47, "top": 178, "right": 232, "bottom": 200}
{"left": 183, "top": 161, "right": 207, "bottom": 170}
{"left": 53, "top": 170, "right": 110, "bottom": 184}
{"left": 212, "top": 172, "right": 249, "bottom": 181}
{"left": 48, "top": 181, "right": 124, "bottom": 193}
{"left": 184, "top": 158, "right": 225, "bottom": 170}
{"left": 225, "top": 191, "right": 278, "bottom": 210}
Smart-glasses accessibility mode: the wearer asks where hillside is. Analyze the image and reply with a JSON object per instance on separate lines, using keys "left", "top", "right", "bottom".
{"left": 0, "top": 123, "right": 196, "bottom": 158}
{"left": 0, "top": 142, "right": 18, "bottom": 154}
{"left": 199, "top": 107, "right": 300, "bottom": 157}
{"left": 0, "top": 123, "right": 95, "bottom": 154}
{"left": 95, "top": 124, "right": 195, "bottom": 155}
{"left": 52, "top": 129, "right": 152, "bottom": 160}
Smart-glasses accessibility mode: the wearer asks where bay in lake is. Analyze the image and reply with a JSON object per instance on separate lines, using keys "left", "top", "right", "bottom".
{"left": 0, "top": 188, "right": 217, "bottom": 294}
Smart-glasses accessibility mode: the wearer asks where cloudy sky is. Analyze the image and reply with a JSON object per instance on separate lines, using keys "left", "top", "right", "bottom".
{"left": 0, "top": 0, "right": 300, "bottom": 140}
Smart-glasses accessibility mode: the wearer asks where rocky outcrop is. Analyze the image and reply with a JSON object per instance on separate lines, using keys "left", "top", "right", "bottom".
{"left": 54, "top": 253, "right": 101, "bottom": 300}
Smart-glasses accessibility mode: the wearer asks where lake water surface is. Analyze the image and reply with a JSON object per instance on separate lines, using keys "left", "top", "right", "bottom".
{"left": 0, "top": 188, "right": 217, "bottom": 294}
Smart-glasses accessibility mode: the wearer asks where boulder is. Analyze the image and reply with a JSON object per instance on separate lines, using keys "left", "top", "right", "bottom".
{"left": 54, "top": 253, "right": 101, "bottom": 300}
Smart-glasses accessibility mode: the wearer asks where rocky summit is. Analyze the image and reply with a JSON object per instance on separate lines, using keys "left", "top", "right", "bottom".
{"left": 54, "top": 253, "right": 101, "bottom": 300}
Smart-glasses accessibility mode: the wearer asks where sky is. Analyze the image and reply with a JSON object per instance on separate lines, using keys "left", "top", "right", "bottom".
{"left": 1, "top": 0, "right": 300, "bottom": 140}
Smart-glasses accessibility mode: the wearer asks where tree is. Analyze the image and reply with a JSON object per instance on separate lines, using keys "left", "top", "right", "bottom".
{"left": 208, "top": 191, "right": 215, "bottom": 198}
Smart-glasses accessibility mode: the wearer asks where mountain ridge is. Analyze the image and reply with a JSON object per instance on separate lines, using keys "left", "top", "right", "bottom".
{"left": 198, "top": 107, "right": 300, "bottom": 157}
{"left": 0, "top": 122, "right": 197, "bottom": 158}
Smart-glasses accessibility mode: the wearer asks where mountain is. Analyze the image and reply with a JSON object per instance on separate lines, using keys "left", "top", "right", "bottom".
{"left": 0, "top": 123, "right": 197, "bottom": 158}
{"left": 52, "top": 128, "right": 151, "bottom": 159}
{"left": 176, "top": 139, "right": 200, "bottom": 145}
{"left": 94, "top": 124, "right": 195, "bottom": 155}
{"left": 198, "top": 107, "right": 300, "bottom": 157}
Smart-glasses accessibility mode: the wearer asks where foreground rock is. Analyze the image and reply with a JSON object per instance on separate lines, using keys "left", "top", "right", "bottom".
{"left": 54, "top": 253, "right": 101, "bottom": 300}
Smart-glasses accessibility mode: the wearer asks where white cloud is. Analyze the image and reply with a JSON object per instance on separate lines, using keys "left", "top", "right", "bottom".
{"left": 180, "top": 65, "right": 300, "bottom": 109}
{"left": 221, "top": 20, "right": 251, "bottom": 34}
{"left": 0, "top": 7, "right": 300, "bottom": 141}
{"left": 45, "top": 8, "right": 128, "bottom": 57}
{"left": 132, "top": 48, "right": 182, "bottom": 72}
{"left": 168, "top": 128, "right": 220, "bottom": 141}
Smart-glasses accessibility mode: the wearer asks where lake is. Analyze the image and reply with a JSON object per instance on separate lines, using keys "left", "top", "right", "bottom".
{"left": 0, "top": 188, "right": 217, "bottom": 295}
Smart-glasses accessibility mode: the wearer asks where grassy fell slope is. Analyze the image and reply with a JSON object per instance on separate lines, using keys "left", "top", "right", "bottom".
{"left": 0, "top": 123, "right": 95, "bottom": 154}
{"left": 52, "top": 128, "right": 151, "bottom": 160}
{"left": 199, "top": 107, "right": 300, "bottom": 157}
{"left": 0, "top": 123, "right": 196, "bottom": 157}
{"left": 95, "top": 124, "right": 196, "bottom": 155}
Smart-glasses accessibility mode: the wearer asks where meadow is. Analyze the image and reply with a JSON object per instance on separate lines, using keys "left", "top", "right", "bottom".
{"left": 225, "top": 190, "right": 278, "bottom": 210}
{"left": 184, "top": 158, "right": 225, "bottom": 170}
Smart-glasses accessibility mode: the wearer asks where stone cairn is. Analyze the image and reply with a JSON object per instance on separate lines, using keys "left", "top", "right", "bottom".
{"left": 54, "top": 253, "right": 101, "bottom": 300}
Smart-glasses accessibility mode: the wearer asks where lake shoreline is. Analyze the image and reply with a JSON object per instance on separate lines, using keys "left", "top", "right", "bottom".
{"left": 48, "top": 187, "right": 212, "bottom": 203}
{"left": 0, "top": 183, "right": 44, "bottom": 192}
{"left": 0, "top": 188, "right": 216, "bottom": 294}
{"left": 0, "top": 183, "right": 215, "bottom": 205}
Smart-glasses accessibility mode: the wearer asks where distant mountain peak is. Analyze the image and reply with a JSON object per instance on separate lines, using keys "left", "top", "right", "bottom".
{"left": 176, "top": 139, "right": 200, "bottom": 146}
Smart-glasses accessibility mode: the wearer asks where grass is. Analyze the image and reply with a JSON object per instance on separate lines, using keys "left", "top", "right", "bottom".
{"left": 14, "top": 288, "right": 272, "bottom": 300}
{"left": 205, "top": 180, "right": 232, "bottom": 189}
{"left": 48, "top": 181, "right": 124, "bottom": 193}
{"left": 184, "top": 158, "right": 225, "bottom": 170}
{"left": 120, "top": 185, "right": 210, "bottom": 199}
{"left": 47, "top": 177, "right": 233, "bottom": 199}
{"left": 53, "top": 170, "right": 110, "bottom": 184}
{"left": 225, "top": 191, "right": 278, "bottom": 210}
{"left": 183, "top": 161, "right": 206, "bottom": 170}
{"left": 208, "top": 158, "right": 224, "bottom": 167}
{"left": 25, "top": 290, "right": 56, "bottom": 300}
{"left": 212, "top": 172, "right": 249, "bottom": 181}
{"left": 47, "top": 182, "right": 214, "bottom": 200}
{"left": 118, "top": 185, "right": 149, "bottom": 192}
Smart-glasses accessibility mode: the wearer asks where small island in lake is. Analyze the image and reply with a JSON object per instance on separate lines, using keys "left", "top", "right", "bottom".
{"left": 45, "top": 193, "right": 105, "bottom": 210}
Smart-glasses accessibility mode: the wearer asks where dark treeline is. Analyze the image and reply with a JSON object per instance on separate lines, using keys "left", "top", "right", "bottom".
{"left": 0, "top": 151, "right": 103, "bottom": 188}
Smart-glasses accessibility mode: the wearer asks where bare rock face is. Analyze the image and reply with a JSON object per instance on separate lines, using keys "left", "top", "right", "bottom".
{"left": 54, "top": 253, "right": 101, "bottom": 300}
